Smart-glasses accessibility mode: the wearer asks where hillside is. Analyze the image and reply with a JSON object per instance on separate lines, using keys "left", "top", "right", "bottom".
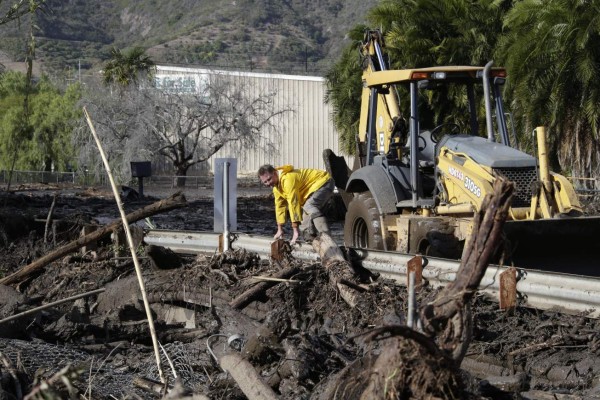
{"left": 0, "top": 0, "right": 378, "bottom": 78}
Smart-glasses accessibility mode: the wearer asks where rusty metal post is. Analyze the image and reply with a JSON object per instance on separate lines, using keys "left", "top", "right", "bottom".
{"left": 270, "top": 239, "right": 286, "bottom": 261}
{"left": 407, "top": 256, "right": 423, "bottom": 287}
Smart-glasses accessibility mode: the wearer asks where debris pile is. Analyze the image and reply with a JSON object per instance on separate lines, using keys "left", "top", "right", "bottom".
{"left": 0, "top": 188, "right": 598, "bottom": 399}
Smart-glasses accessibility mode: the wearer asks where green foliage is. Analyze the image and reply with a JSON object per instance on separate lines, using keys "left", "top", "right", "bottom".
{"left": 497, "top": 0, "right": 600, "bottom": 178}
{"left": 0, "top": 0, "right": 47, "bottom": 26}
{"left": 0, "top": 71, "right": 81, "bottom": 170}
{"left": 0, "top": 0, "right": 379, "bottom": 76}
{"left": 0, "top": 71, "right": 31, "bottom": 169}
{"left": 325, "top": 0, "right": 512, "bottom": 155}
{"left": 103, "top": 47, "right": 156, "bottom": 87}
{"left": 324, "top": 25, "right": 365, "bottom": 155}
{"left": 370, "top": 0, "right": 511, "bottom": 68}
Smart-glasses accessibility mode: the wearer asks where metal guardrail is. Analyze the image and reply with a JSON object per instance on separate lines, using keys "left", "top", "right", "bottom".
{"left": 144, "top": 230, "right": 600, "bottom": 318}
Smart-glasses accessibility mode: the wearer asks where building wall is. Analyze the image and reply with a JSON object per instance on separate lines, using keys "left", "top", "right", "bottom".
{"left": 155, "top": 66, "right": 348, "bottom": 176}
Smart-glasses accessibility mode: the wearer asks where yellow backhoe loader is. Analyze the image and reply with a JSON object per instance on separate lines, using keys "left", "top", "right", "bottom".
{"left": 325, "top": 30, "right": 600, "bottom": 270}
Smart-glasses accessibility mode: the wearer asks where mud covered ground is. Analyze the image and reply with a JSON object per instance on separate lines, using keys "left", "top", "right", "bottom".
{"left": 0, "top": 183, "right": 599, "bottom": 399}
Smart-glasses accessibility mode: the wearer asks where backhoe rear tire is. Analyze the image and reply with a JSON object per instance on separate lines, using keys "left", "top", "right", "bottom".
{"left": 344, "top": 192, "right": 384, "bottom": 250}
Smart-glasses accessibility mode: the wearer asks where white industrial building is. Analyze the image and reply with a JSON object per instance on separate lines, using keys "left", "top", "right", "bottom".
{"left": 155, "top": 65, "right": 347, "bottom": 176}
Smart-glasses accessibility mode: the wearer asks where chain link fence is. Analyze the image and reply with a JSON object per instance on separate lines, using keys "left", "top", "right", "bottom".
{"left": 0, "top": 170, "right": 267, "bottom": 201}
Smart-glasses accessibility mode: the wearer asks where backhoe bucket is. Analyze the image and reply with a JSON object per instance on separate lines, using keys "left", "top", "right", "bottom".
{"left": 501, "top": 216, "right": 600, "bottom": 274}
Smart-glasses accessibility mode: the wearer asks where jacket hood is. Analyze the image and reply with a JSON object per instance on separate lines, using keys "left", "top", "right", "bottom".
{"left": 276, "top": 165, "right": 294, "bottom": 173}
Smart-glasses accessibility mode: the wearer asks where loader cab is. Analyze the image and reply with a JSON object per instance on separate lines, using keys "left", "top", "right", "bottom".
{"left": 356, "top": 65, "right": 511, "bottom": 209}
{"left": 339, "top": 59, "right": 518, "bottom": 253}
{"left": 339, "top": 30, "right": 590, "bottom": 262}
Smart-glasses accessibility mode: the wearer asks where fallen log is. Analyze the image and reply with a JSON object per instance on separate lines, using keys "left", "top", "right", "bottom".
{"left": 311, "top": 233, "right": 362, "bottom": 307}
{"left": 0, "top": 192, "right": 187, "bottom": 286}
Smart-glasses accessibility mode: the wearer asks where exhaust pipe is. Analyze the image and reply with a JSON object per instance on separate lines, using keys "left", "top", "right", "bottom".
{"left": 483, "top": 61, "right": 494, "bottom": 141}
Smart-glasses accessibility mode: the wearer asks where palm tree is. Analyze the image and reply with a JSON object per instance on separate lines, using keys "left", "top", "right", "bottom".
{"left": 497, "top": 0, "right": 600, "bottom": 182}
{"left": 324, "top": 26, "right": 366, "bottom": 155}
{"left": 369, "top": 0, "right": 512, "bottom": 69}
{"left": 103, "top": 47, "right": 156, "bottom": 87}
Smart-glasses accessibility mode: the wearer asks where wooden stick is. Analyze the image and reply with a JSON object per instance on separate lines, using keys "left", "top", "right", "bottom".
{"left": 420, "top": 179, "right": 514, "bottom": 332}
{"left": 250, "top": 276, "right": 300, "bottom": 283}
{"left": 0, "top": 351, "right": 22, "bottom": 399}
{"left": 0, "top": 288, "right": 105, "bottom": 325}
{"left": 230, "top": 266, "right": 301, "bottom": 310}
{"left": 220, "top": 353, "right": 279, "bottom": 400}
{"left": 84, "top": 107, "right": 165, "bottom": 385}
{"left": 44, "top": 194, "right": 57, "bottom": 243}
{"left": 408, "top": 179, "right": 514, "bottom": 364}
{"left": 132, "top": 376, "right": 163, "bottom": 394}
{"left": 0, "top": 192, "right": 186, "bottom": 286}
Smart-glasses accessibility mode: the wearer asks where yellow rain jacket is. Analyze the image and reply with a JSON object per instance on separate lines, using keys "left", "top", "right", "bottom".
{"left": 273, "top": 165, "right": 331, "bottom": 225}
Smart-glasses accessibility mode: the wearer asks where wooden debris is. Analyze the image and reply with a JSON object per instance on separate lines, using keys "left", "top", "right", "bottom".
{"left": 0, "top": 288, "right": 105, "bottom": 326}
{"left": 311, "top": 233, "right": 362, "bottom": 307}
{"left": 419, "top": 178, "right": 514, "bottom": 362}
{"left": 219, "top": 353, "right": 279, "bottom": 400}
{"left": 317, "top": 178, "right": 515, "bottom": 399}
{"left": 44, "top": 194, "right": 57, "bottom": 243}
{"left": 230, "top": 266, "right": 301, "bottom": 310}
{"left": 0, "top": 192, "right": 187, "bottom": 286}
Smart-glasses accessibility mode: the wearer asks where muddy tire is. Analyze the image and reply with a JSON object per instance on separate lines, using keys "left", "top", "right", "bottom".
{"left": 344, "top": 192, "right": 384, "bottom": 250}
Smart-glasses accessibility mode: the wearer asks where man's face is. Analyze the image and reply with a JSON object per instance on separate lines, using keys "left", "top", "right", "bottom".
{"left": 260, "top": 171, "right": 278, "bottom": 187}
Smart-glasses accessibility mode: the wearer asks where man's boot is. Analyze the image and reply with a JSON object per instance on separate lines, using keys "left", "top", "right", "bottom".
{"left": 302, "top": 228, "right": 316, "bottom": 241}
{"left": 312, "top": 216, "right": 330, "bottom": 235}
{"left": 301, "top": 218, "right": 318, "bottom": 241}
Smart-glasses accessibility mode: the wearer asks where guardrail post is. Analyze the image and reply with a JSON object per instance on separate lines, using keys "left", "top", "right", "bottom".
{"left": 223, "top": 161, "right": 231, "bottom": 252}
{"left": 214, "top": 159, "right": 237, "bottom": 252}
{"left": 407, "top": 271, "right": 416, "bottom": 328}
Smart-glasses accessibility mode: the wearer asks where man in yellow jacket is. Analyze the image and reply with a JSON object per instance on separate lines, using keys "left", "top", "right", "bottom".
{"left": 258, "top": 164, "right": 335, "bottom": 245}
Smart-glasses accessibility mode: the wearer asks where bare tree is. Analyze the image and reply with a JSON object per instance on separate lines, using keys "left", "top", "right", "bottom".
{"left": 79, "top": 74, "right": 288, "bottom": 186}
{"left": 141, "top": 74, "right": 288, "bottom": 186}
{"left": 76, "top": 82, "right": 151, "bottom": 183}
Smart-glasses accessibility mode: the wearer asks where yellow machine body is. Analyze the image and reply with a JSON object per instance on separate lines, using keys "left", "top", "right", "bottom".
{"left": 325, "top": 29, "right": 597, "bottom": 269}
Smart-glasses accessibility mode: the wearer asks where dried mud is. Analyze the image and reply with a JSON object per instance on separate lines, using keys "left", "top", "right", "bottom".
{"left": 0, "top": 186, "right": 599, "bottom": 399}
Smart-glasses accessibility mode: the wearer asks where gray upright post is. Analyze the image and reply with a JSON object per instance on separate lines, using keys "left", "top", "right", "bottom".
{"left": 214, "top": 158, "right": 237, "bottom": 247}
{"left": 223, "top": 161, "right": 230, "bottom": 251}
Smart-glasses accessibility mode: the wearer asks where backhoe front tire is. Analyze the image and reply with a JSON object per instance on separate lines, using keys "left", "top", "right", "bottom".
{"left": 344, "top": 192, "right": 384, "bottom": 250}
